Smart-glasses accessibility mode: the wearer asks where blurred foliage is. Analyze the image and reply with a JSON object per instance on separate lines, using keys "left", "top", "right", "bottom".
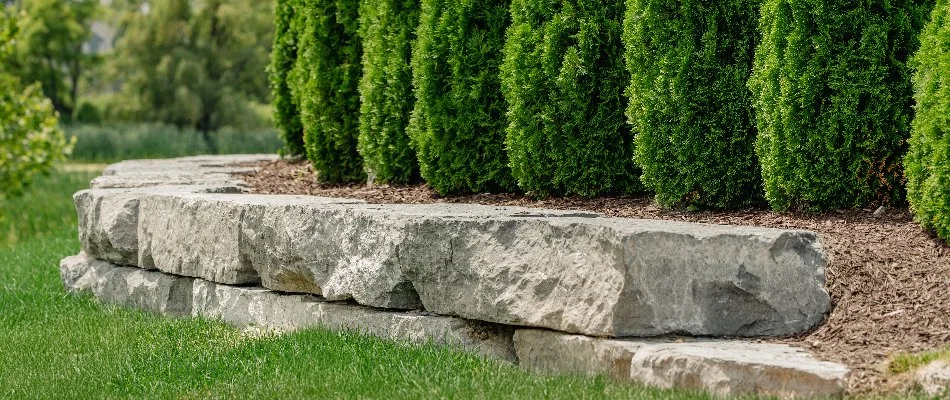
{"left": 0, "top": 8, "right": 73, "bottom": 200}
{"left": 110, "top": 0, "right": 274, "bottom": 142}
{"left": 65, "top": 123, "right": 282, "bottom": 163}
{"left": 4, "top": 0, "right": 98, "bottom": 118}
{"left": 906, "top": 0, "right": 950, "bottom": 243}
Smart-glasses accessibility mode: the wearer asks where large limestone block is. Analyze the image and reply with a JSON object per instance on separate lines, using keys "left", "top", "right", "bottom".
{"left": 192, "top": 280, "right": 515, "bottom": 361}
{"left": 397, "top": 213, "right": 830, "bottom": 337}
{"left": 138, "top": 194, "right": 365, "bottom": 285}
{"left": 74, "top": 186, "right": 246, "bottom": 266}
{"left": 514, "top": 329, "right": 643, "bottom": 379}
{"left": 916, "top": 360, "right": 950, "bottom": 396}
{"left": 102, "top": 154, "right": 278, "bottom": 176}
{"left": 60, "top": 254, "right": 194, "bottom": 316}
{"left": 513, "top": 329, "right": 849, "bottom": 399}
{"left": 629, "top": 341, "right": 850, "bottom": 399}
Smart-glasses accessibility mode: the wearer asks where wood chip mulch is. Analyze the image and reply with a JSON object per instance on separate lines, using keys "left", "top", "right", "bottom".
{"left": 243, "top": 160, "right": 950, "bottom": 394}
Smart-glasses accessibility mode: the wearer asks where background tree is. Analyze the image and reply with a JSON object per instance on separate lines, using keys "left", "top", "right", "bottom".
{"left": 1, "top": 7, "right": 72, "bottom": 200}
{"left": 112, "top": 0, "right": 274, "bottom": 149}
{"left": 6, "top": 0, "right": 98, "bottom": 118}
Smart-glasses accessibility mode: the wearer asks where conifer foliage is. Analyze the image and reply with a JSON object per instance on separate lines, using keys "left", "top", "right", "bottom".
{"left": 409, "top": 0, "right": 516, "bottom": 195}
{"left": 750, "top": 0, "right": 934, "bottom": 210}
{"left": 293, "top": 0, "right": 365, "bottom": 183}
{"left": 270, "top": 0, "right": 305, "bottom": 157}
{"left": 502, "top": 0, "right": 641, "bottom": 197}
{"left": 357, "top": 0, "right": 420, "bottom": 184}
{"left": 906, "top": 0, "right": 950, "bottom": 243}
{"left": 624, "top": 0, "right": 762, "bottom": 209}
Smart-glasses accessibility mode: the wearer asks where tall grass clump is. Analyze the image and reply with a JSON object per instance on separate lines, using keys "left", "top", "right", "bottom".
{"left": 502, "top": 0, "right": 640, "bottom": 197}
{"left": 906, "top": 0, "right": 950, "bottom": 243}
{"left": 409, "top": 0, "right": 516, "bottom": 195}
{"left": 357, "top": 0, "right": 420, "bottom": 184}
{"left": 293, "top": 0, "right": 365, "bottom": 183}
{"left": 270, "top": 0, "right": 306, "bottom": 157}
{"left": 624, "top": 0, "right": 762, "bottom": 209}
{"left": 750, "top": 0, "right": 934, "bottom": 211}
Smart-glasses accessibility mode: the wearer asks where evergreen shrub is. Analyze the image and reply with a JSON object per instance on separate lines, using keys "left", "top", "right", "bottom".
{"left": 357, "top": 0, "right": 420, "bottom": 184}
{"left": 906, "top": 0, "right": 950, "bottom": 242}
{"left": 409, "top": 0, "right": 516, "bottom": 195}
{"left": 293, "top": 0, "right": 365, "bottom": 183}
{"left": 624, "top": 0, "right": 762, "bottom": 209}
{"left": 750, "top": 0, "right": 934, "bottom": 211}
{"left": 270, "top": 0, "right": 305, "bottom": 157}
{"left": 502, "top": 0, "right": 641, "bottom": 197}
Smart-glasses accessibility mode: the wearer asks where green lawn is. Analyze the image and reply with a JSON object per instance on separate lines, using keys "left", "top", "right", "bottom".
{"left": 0, "top": 168, "right": 721, "bottom": 399}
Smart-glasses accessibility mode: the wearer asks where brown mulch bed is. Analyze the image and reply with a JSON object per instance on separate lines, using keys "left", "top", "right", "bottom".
{"left": 244, "top": 160, "right": 950, "bottom": 393}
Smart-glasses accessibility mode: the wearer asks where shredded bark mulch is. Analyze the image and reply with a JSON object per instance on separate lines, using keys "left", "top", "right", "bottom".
{"left": 244, "top": 160, "right": 950, "bottom": 393}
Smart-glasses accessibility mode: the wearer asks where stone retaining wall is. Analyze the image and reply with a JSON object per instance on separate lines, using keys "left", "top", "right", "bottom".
{"left": 61, "top": 155, "right": 850, "bottom": 398}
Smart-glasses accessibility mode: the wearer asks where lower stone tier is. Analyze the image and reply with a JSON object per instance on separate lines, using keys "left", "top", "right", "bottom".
{"left": 61, "top": 254, "right": 850, "bottom": 399}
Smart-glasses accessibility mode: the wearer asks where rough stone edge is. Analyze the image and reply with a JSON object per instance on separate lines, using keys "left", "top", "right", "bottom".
{"left": 60, "top": 253, "right": 515, "bottom": 362}
{"left": 514, "top": 329, "right": 850, "bottom": 399}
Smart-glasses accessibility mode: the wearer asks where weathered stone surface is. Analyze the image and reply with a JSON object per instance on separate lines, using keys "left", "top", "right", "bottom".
{"left": 60, "top": 254, "right": 194, "bottom": 316}
{"left": 61, "top": 254, "right": 514, "bottom": 361}
{"left": 514, "top": 329, "right": 643, "bottom": 380}
{"left": 629, "top": 341, "right": 850, "bottom": 399}
{"left": 138, "top": 194, "right": 365, "bottom": 285}
{"left": 74, "top": 186, "right": 246, "bottom": 266}
{"left": 102, "top": 154, "right": 278, "bottom": 176}
{"left": 192, "top": 280, "right": 515, "bottom": 361}
{"left": 75, "top": 154, "right": 833, "bottom": 337}
{"left": 91, "top": 174, "right": 249, "bottom": 190}
{"left": 514, "top": 329, "right": 849, "bottom": 399}
{"left": 915, "top": 360, "right": 950, "bottom": 396}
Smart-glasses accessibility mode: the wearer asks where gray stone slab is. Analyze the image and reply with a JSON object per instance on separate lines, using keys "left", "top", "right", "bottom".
{"left": 74, "top": 186, "right": 246, "bottom": 266}
{"left": 514, "top": 329, "right": 850, "bottom": 399}
{"left": 61, "top": 254, "right": 514, "bottom": 361}
{"left": 60, "top": 254, "right": 194, "bottom": 316}
{"left": 915, "top": 360, "right": 950, "bottom": 396}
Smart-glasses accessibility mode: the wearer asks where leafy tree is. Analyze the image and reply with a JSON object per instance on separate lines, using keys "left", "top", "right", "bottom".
{"left": 409, "top": 0, "right": 516, "bottom": 195}
{"left": 906, "top": 0, "right": 950, "bottom": 243}
{"left": 1, "top": 8, "right": 72, "bottom": 200}
{"left": 357, "top": 0, "right": 420, "bottom": 184}
{"left": 270, "top": 0, "right": 305, "bottom": 157}
{"left": 750, "top": 0, "right": 933, "bottom": 211}
{"left": 291, "top": 0, "right": 365, "bottom": 183}
{"left": 6, "top": 0, "right": 98, "bottom": 118}
{"left": 112, "top": 0, "right": 274, "bottom": 148}
{"left": 624, "top": 0, "right": 762, "bottom": 209}
{"left": 502, "top": 0, "right": 640, "bottom": 197}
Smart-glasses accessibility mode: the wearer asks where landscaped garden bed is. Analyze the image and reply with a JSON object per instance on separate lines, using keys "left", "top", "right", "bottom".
{"left": 245, "top": 159, "right": 950, "bottom": 393}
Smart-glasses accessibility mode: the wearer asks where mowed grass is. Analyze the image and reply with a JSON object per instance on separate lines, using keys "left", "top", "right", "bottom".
{"left": 0, "top": 168, "right": 722, "bottom": 399}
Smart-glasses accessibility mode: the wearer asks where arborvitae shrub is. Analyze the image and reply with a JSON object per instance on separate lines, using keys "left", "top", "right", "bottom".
{"left": 907, "top": 0, "right": 950, "bottom": 243}
{"left": 409, "top": 0, "right": 516, "bottom": 195}
{"left": 269, "top": 0, "right": 305, "bottom": 157}
{"left": 502, "top": 0, "right": 641, "bottom": 197}
{"left": 750, "top": 0, "right": 934, "bottom": 211}
{"left": 292, "top": 0, "right": 365, "bottom": 183}
{"left": 624, "top": 0, "right": 762, "bottom": 209}
{"left": 357, "top": 0, "right": 420, "bottom": 184}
